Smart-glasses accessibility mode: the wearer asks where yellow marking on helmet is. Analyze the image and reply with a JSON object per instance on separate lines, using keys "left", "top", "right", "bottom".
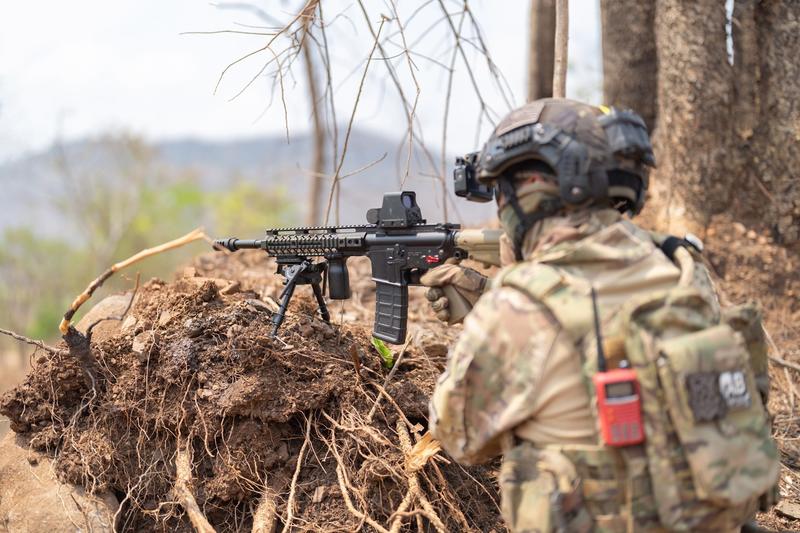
{"left": 598, "top": 105, "right": 611, "bottom": 115}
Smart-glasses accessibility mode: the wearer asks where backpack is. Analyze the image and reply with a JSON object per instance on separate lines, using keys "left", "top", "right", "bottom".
{"left": 497, "top": 250, "right": 779, "bottom": 531}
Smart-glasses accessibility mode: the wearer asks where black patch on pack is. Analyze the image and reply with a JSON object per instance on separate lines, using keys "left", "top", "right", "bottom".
{"left": 686, "top": 372, "right": 727, "bottom": 422}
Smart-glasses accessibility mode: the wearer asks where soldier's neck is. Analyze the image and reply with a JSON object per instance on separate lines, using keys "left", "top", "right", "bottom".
{"left": 522, "top": 208, "right": 623, "bottom": 260}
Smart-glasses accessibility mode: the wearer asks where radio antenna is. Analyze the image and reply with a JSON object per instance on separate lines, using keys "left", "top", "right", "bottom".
{"left": 591, "top": 286, "right": 607, "bottom": 372}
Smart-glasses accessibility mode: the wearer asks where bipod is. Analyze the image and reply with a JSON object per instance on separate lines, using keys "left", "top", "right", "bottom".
{"left": 271, "top": 260, "right": 330, "bottom": 337}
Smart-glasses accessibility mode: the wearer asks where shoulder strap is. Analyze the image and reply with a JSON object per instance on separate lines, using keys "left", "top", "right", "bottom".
{"left": 495, "top": 262, "right": 595, "bottom": 342}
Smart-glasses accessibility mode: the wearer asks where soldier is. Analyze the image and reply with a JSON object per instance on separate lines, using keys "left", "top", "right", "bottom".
{"left": 421, "top": 98, "right": 779, "bottom": 532}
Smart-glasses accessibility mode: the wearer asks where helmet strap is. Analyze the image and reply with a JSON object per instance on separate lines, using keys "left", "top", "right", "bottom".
{"left": 498, "top": 177, "right": 562, "bottom": 261}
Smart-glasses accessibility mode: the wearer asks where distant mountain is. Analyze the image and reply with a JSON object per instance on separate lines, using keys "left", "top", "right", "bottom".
{"left": 0, "top": 128, "right": 495, "bottom": 235}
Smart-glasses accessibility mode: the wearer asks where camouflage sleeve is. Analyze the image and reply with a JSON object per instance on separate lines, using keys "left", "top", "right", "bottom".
{"left": 428, "top": 286, "right": 562, "bottom": 464}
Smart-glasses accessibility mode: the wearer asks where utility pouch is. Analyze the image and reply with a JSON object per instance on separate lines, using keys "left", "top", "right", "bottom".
{"left": 723, "top": 303, "right": 770, "bottom": 403}
{"left": 655, "top": 324, "right": 778, "bottom": 506}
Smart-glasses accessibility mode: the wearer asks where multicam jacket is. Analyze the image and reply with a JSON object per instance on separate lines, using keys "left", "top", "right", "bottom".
{"left": 429, "top": 208, "right": 777, "bottom": 532}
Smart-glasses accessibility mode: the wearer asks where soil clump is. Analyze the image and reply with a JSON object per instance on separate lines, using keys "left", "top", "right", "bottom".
{"left": 0, "top": 255, "right": 497, "bottom": 532}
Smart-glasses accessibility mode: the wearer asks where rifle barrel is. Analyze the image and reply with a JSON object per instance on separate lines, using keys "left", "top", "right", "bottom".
{"left": 215, "top": 238, "right": 263, "bottom": 252}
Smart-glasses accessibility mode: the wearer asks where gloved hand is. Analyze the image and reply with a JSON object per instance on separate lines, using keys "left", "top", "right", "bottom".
{"left": 420, "top": 260, "right": 488, "bottom": 324}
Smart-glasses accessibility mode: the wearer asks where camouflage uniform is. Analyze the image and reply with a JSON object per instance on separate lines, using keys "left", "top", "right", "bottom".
{"left": 429, "top": 207, "right": 778, "bottom": 532}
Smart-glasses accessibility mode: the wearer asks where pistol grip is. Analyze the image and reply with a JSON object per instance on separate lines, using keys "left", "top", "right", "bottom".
{"left": 441, "top": 285, "right": 473, "bottom": 325}
{"left": 373, "top": 281, "right": 408, "bottom": 344}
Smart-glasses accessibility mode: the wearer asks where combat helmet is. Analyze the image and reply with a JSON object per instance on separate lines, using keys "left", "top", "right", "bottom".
{"left": 476, "top": 98, "right": 655, "bottom": 259}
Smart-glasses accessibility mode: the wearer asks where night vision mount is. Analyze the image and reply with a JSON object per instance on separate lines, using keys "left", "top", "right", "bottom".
{"left": 453, "top": 152, "right": 495, "bottom": 203}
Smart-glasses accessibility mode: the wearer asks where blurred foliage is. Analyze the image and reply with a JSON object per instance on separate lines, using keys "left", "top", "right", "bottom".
{"left": 0, "top": 133, "right": 295, "bottom": 345}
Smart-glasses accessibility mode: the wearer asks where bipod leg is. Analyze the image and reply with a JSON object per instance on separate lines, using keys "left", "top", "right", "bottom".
{"left": 272, "top": 263, "right": 307, "bottom": 337}
{"left": 311, "top": 282, "right": 330, "bottom": 323}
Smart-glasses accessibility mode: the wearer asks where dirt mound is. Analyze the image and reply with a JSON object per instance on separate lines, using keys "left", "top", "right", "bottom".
{"left": 0, "top": 264, "right": 499, "bottom": 531}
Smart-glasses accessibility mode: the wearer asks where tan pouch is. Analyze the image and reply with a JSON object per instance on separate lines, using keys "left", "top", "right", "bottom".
{"left": 656, "top": 324, "right": 779, "bottom": 506}
{"left": 723, "top": 303, "right": 769, "bottom": 402}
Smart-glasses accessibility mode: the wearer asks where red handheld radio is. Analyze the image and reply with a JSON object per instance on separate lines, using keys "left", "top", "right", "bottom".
{"left": 590, "top": 288, "right": 645, "bottom": 447}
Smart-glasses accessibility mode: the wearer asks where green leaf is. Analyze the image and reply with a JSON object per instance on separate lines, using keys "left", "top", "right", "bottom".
{"left": 371, "top": 337, "right": 395, "bottom": 369}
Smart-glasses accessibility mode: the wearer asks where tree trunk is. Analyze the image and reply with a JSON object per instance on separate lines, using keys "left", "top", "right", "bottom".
{"left": 302, "top": 23, "right": 326, "bottom": 226}
{"left": 750, "top": 1, "right": 800, "bottom": 245}
{"left": 732, "top": 0, "right": 758, "bottom": 138}
{"left": 599, "top": 0, "right": 657, "bottom": 131}
{"left": 552, "top": 0, "right": 569, "bottom": 98}
{"left": 650, "top": 0, "right": 733, "bottom": 234}
{"left": 527, "top": 0, "right": 555, "bottom": 101}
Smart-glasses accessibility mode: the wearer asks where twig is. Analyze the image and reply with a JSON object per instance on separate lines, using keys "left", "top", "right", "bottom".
{"left": 367, "top": 332, "right": 413, "bottom": 422}
{"left": 387, "top": 0, "right": 421, "bottom": 187}
{"left": 348, "top": 345, "right": 362, "bottom": 384}
{"left": 60, "top": 228, "right": 208, "bottom": 334}
{"left": 282, "top": 412, "right": 313, "bottom": 533}
{"left": 213, "top": 1, "right": 313, "bottom": 94}
{"left": 328, "top": 425, "right": 391, "bottom": 533}
{"left": 771, "top": 355, "right": 800, "bottom": 373}
{"left": 323, "top": 15, "right": 387, "bottom": 224}
{"left": 0, "top": 328, "right": 66, "bottom": 356}
{"left": 435, "top": 0, "right": 497, "bottom": 127}
{"left": 440, "top": 7, "right": 468, "bottom": 221}
{"left": 395, "top": 420, "right": 448, "bottom": 533}
{"left": 85, "top": 273, "right": 141, "bottom": 339}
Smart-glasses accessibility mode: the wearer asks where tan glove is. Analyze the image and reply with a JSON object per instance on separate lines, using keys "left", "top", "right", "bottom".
{"left": 420, "top": 260, "right": 488, "bottom": 324}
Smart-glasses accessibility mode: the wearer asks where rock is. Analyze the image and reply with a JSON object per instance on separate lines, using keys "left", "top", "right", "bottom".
{"left": 312, "top": 485, "right": 328, "bottom": 504}
{"left": 246, "top": 298, "right": 277, "bottom": 314}
{"left": 220, "top": 281, "right": 241, "bottom": 295}
{"left": 120, "top": 315, "right": 138, "bottom": 335}
{"left": 75, "top": 294, "right": 134, "bottom": 343}
{"left": 0, "top": 432, "right": 118, "bottom": 532}
{"left": 184, "top": 318, "right": 204, "bottom": 338}
{"left": 157, "top": 309, "right": 174, "bottom": 327}
{"left": 132, "top": 331, "right": 160, "bottom": 362}
{"left": 775, "top": 500, "right": 800, "bottom": 520}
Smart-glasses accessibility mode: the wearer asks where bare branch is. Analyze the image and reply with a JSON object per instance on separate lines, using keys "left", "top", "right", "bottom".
{"left": 323, "top": 15, "right": 388, "bottom": 224}
{"left": 0, "top": 328, "right": 66, "bottom": 356}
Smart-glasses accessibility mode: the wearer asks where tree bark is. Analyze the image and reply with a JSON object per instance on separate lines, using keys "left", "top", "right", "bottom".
{"left": 732, "top": 0, "right": 758, "bottom": 138}
{"left": 650, "top": 0, "right": 733, "bottom": 234}
{"left": 599, "top": 0, "right": 657, "bottom": 131}
{"left": 302, "top": 20, "right": 326, "bottom": 226}
{"left": 527, "top": 0, "right": 555, "bottom": 101}
{"left": 750, "top": 1, "right": 800, "bottom": 245}
{"left": 552, "top": 0, "right": 569, "bottom": 98}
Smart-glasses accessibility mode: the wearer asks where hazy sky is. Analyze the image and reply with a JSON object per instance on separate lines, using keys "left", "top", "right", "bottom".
{"left": 0, "top": 1, "right": 601, "bottom": 162}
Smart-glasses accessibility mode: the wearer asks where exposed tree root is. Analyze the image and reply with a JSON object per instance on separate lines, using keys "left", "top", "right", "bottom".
{"left": 60, "top": 228, "right": 209, "bottom": 334}
{"left": 174, "top": 444, "right": 216, "bottom": 533}
{"left": 251, "top": 487, "right": 278, "bottom": 533}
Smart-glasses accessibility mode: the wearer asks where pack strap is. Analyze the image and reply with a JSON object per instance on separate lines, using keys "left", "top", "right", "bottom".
{"left": 658, "top": 234, "right": 703, "bottom": 261}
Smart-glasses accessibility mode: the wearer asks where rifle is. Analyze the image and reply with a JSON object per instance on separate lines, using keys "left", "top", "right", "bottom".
{"left": 214, "top": 191, "right": 501, "bottom": 344}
